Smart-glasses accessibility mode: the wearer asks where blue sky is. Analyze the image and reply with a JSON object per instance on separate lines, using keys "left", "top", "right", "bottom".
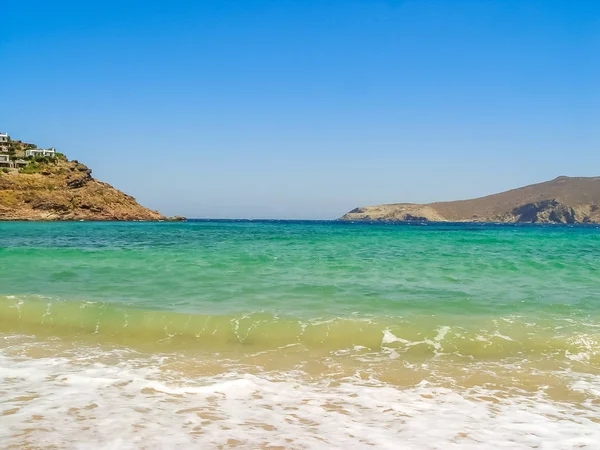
{"left": 2, "top": 0, "right": 599, "bottom": 219}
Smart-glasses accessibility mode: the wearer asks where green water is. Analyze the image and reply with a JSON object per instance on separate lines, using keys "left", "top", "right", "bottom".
{"left": 2, "top": 221, "right": 600, "bottom": 448}
{"left": 1, "top": 221, "right": 599, "bottom": 313}
{"left": 1, "top": 221, "right": 599, "bottom": 356}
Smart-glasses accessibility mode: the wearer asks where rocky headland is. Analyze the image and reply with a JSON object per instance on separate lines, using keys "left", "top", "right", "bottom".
{"left": 340, "top": 176, "right": 600, "bottom": 224}
{"left": 0, "top": 138, "right": 179, "bottom": 221}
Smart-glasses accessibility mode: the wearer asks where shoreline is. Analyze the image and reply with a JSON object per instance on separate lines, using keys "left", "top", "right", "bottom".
{"left": 1, "top": 220, "right": 599, "bottom": 448}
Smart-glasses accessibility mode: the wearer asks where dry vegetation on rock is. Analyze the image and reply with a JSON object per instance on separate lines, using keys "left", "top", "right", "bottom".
{"left": 0, "top": 158, "right": 166, "bottom": 221}
{"left": 340, "top": 176, "right": 600, "bottom": 224}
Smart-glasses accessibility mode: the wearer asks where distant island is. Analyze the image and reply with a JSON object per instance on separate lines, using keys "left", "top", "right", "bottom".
{"left": 0, "top": 131, "right": 183, "bottom": 221}
{"left": 340, "top": 176, "right": 600, "bottom": 224}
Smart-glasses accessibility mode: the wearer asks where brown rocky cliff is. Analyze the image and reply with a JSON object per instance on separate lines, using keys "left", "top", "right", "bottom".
{"left": 0, "top": 158, "right": 167, "bottom": 221}
{"left": 340, "top": 176, "right": 600, "bottom": 224}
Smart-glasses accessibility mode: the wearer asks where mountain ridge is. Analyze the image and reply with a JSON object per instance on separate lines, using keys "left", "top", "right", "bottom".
{"left": 339, "top": 176, "right": 600, "bottom": 224}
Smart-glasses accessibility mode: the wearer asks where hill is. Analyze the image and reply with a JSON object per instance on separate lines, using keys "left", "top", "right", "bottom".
{"left": 340, "top": 176, "right": 600, "bottom": 224}
{"left": 0, "top": 156, "right": 168, "bottom": 221}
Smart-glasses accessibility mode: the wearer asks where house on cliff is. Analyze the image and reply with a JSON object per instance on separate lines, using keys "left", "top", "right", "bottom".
{"left": 0, "top": 154, "right": 28, "bottom": 169}
{"left": 25, "top": 148, "right": 56, "bottom": 158}
{"left": 0, "top": 132, "right": 9, "bottom": 152}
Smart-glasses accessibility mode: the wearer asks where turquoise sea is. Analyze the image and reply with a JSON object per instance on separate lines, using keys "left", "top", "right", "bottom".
{"left": 1, "top": 221, "right": 599, "bottom": 448}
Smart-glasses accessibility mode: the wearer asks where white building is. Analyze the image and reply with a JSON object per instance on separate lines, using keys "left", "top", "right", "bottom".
{"left": 25, "top": 148, "right": 56, "bottom": 158}
{"left": 0, "top": 132, "right": 8, "bottom": 152}
{"left": 0, "top": 155, "right": 27, "bottom": 168}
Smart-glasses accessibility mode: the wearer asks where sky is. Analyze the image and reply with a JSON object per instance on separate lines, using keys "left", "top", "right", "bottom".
{"left": 1, "top": 0, "right": 599, "bottom": 219}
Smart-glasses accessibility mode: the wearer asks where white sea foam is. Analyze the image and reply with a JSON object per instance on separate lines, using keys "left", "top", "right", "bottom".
{"left": 381, "top": 329, "right": 410, "bottom": 345}
{"left": 491, "top": 331, "right": 513, "bottom": 341}
{"left": 1, "top": 348, "right": 600, "bottom": 449}
{"left": 381, "top": 327, "right": 451, "bottom": 354}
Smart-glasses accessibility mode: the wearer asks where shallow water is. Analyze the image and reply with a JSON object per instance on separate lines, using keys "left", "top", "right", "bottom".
{"left": 1, "top": 221, "right": 599, "bottom": 448}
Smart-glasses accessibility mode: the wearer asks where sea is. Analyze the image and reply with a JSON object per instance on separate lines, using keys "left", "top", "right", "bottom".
{"left": 0, "top": 220, "right": 599, "bottom": 449}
